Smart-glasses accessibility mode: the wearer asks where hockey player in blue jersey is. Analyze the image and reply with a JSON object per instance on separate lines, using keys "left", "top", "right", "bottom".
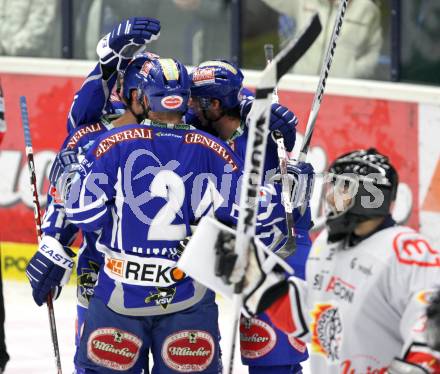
{"left": 189, "top": 60, "right": 313, "bottom": 374}
{"left": 25, "top": 17, "right": 161, "bottom": 373}
{"left": 46, "top": 57, "right": 245, "bottom": 373}
{"left": 67, "top": 17, "right": 160, "bottom": 132}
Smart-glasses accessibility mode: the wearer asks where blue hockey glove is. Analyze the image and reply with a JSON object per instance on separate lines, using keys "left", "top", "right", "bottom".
{"left": 97, "top": 17, "right": 161, "bottom": 72}
{"left": 269, "top": 104, "right": 298, "bottom": 152}
{"left": 272, "top": 160, "right": 315, "bottom": 210}
{"left": 240, "top": 99, "right": 297, "bottom": 152}
{"left": 48, "top": 149, "right": 81, "bottom": 203}
{"left": 48, "top": 149, "right": 78, "bottom": 186}
{"left": 26, "top": 236, "right": 75, "bottom": 306}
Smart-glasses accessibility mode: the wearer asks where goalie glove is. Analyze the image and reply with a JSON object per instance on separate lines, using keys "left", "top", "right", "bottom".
{"left": 97, "top": 17, "right": 161, "bottom": 72}
{"left": 271, "top": 160, "right": 315, "bottom": 211}
{"left": 26, "top": 236, "right": 75, "bottom": 306}
{"left": 387, "top": 359, "right": 430, "bottom": 374}
{"left": 214, "top": 230, "right": 293, "bottom": 317}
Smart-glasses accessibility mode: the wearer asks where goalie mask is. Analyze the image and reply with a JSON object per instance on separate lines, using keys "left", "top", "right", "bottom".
{"left": 324, "top": 148, "right": 398, "bottom": 243}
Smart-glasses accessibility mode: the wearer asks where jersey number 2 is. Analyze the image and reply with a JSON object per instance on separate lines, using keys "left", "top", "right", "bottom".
{"left": 147, "top": 170, "right": 186, "bottom": 241}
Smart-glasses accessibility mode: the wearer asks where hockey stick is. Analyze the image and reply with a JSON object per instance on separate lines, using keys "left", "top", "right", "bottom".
{"left": 264, "top": 43, "right": 296, "bottom": 259}
{"left": 263, "top": 44, "right": 279, "bottom": 103}
{"left": 298, "top": 0, "right": 348, "bottom": 163}
{"left": 20, "top": 96, "right": 63, "bottom": 374}
{"left": 224, "top": 14, "right": 322, "bottom": 374}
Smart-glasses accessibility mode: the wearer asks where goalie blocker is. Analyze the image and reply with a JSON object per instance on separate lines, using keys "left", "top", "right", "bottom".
{"left": 177, "top": 216, "right": 306, "bottom": 333}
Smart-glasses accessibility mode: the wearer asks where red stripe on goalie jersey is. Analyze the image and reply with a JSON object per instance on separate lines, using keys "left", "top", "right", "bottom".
{"left": 266, "top": 293, "right": 298, "bottom": 335}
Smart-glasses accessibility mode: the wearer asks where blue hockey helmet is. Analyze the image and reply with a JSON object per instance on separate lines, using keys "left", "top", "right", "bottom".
{"left": 190, "top": 60, "right": 244, "bottom": 109}
{"left": 123, "top": 55, "right": 190, "bottom": 112}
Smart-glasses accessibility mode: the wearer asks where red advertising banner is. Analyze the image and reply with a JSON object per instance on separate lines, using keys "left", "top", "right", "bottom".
{"left": 0, "top": 73, "right": 419, "bottom": 244}
{"left": 0, "top": 73, "right": 83, "bottom": 243}
{"left": 279, "top": 90, "right": 419, "bottom": 230}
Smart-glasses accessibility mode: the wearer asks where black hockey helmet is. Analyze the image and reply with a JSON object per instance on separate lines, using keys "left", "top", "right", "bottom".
{"left": 324, "top": 148, "right": 399, "bottom": 242}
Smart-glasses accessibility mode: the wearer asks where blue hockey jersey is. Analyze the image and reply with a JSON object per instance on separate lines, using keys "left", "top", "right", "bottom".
{"left": 64, "top": 123, "right": 243, "bottom": 316}
{"left": 67, "top": 63, "right": 123, "bottom": 133}
{"left": 42, "top": 122, "right": 111, "bottom": 245}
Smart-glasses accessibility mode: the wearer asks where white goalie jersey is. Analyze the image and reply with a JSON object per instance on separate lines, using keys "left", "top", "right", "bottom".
{"left": 269, "top": 225, "right": 440, "bottom": 373}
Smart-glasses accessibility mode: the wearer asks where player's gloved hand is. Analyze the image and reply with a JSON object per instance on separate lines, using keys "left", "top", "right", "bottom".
{"left": 214, "top": 230, "right": 293, "bottom": 317}
{"left": 240, "top": 98, "right": 298, "bottom": 152}
{"left": 48, "top": 149, "right": 81, "bottom": 203}
{"left": 269, "top": 104, "right": 298, "bottom": 152}
{"left": 97, "top": 17, "right": 161, "bottom": 72}
{"left": 271, "top": 160, "right": 315, "bottom": 210}
{"left": 25, "top": 236, "right": 75, "bottom": 306}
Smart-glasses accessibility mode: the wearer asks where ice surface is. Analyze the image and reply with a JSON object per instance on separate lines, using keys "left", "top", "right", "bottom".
{"left": 3, "top": 281, "right": 310, "bottom": 373}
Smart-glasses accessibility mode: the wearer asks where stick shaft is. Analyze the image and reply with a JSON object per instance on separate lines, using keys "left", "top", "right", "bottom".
{"left": 265, "top": 44, "right": 296, "bottom": 258}
{"left": 20, "top": 96, "right": 63, "bottom": 374}
{"left": 224, "top": 17, "right": 322, "bottom": 372}
{"left": 299, "top": 0, "right": 349, "bottom": 162}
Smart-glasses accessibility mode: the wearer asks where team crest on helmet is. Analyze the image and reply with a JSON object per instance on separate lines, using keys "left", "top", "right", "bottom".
{"left": 140, "top": 61, "right": 154, "bottom": 77}
{"left": 161, "top": 95, "right": 184, "bottom": 110}
{"left": 192, "top": 68, "right": 216, "bottom": 86}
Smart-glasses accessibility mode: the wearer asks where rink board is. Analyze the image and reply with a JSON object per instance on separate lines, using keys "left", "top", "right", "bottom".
{"left": 0, "top": 57, "right": 439, "bottom": 266}
{"left": 0, "top": 241, "right": 78, "bottom": 283}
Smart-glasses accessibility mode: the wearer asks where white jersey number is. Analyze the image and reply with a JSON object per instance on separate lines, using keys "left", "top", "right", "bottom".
{"left": 148, "top": 170, "right": 186, "bottom": 241}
